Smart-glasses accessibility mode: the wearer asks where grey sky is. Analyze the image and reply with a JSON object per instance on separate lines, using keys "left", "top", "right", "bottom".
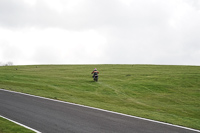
{"left": 0, "top": 0, "right": 200, "bottom": 65}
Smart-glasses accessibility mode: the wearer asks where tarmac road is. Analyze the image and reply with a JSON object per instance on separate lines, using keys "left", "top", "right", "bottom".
{"left": 0, "top": 89, "right": 199, "bottom": 133}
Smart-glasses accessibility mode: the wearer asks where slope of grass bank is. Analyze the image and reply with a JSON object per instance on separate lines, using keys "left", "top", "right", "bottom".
{"left": 0, "top": 117, "right": 34, "bottom": 133}
{"left": 0, "top": 65, "right": 199, "bottom": 130}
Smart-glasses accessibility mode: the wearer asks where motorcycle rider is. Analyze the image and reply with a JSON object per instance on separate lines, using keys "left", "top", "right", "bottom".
{"left": 91, "top": 68, "right": 99, "bottom": 80}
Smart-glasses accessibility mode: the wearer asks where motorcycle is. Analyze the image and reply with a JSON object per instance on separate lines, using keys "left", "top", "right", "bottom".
{"left": 91, "top": 69, "right": 99, "bottom": 82}
{"left": 93, "top": 75, "right": 98, "bottom": 82}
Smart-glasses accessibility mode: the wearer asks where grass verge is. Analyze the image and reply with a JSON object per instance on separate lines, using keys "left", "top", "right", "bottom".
{"left": 0, "top": 117, "right": 34, "bottom": 133}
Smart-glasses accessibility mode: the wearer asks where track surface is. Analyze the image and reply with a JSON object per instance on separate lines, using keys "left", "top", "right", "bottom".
{"left": 0, "top": 89, "right": 199, "bottom": 133}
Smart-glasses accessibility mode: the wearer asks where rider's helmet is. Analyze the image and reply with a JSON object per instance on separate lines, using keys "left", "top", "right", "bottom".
{"left": 94, "top": 68, "right": 97, "bottom": 71}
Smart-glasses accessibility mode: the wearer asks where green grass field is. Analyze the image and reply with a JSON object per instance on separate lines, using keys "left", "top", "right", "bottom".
{"left": 0, "top": 117, "right": 34, "bottom": 133}
{"left": 0, "top": 65, "right": 199, "bottom": 130}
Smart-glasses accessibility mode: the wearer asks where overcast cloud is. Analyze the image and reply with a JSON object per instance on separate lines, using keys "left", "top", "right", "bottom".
{"left": 0, "top": 0, "right": 200, "bottom": 65}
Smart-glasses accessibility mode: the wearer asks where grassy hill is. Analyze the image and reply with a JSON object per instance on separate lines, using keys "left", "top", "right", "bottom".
{"left": 0, "top": 65, "right": 199, "bottom": 130}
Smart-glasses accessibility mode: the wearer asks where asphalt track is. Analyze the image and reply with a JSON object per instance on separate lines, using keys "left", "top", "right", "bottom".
{"left": 0, "top": 89, "right": 199, "bottom": 133}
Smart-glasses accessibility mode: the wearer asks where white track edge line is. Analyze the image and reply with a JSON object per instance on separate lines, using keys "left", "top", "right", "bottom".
{"left": 1, "top": 88, "right": 200, "bottom": 132}
{"left": 0, "top": 115, "right": 41, "bottom": 133}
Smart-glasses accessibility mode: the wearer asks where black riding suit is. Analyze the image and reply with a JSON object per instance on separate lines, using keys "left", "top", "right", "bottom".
{"left": 91, "top": 70, "right": 99, "bottom": 79}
